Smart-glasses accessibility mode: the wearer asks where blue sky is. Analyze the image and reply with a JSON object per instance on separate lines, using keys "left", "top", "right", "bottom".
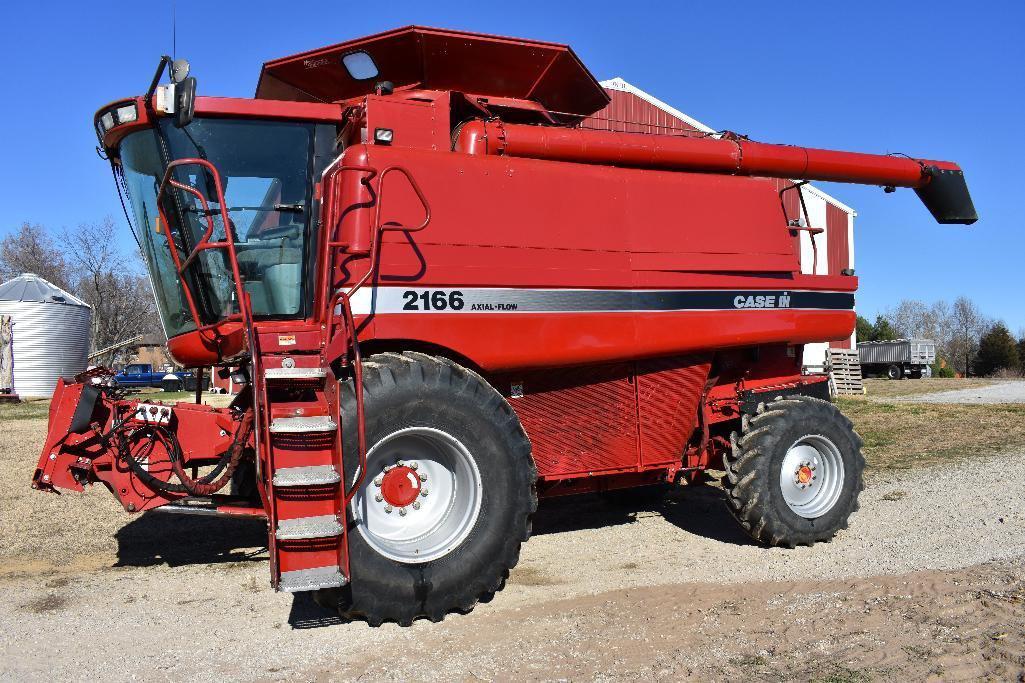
{"left": 3, "top": 1, "right": 1022, "bottom": 330}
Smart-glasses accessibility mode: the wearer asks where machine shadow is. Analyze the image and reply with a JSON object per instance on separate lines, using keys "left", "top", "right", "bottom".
{"left": 115, "top": 512, "right": 268, "bottom": 568}
{"left": 532, "top": 482, "right": 757, "bottom": 547}
{"left": 287, "top": 592, "right": 345, "bottom": 629}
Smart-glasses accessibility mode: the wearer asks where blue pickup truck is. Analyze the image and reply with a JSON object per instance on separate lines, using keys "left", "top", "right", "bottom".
{"left": 113, "top": 364, "right": 195, "bottom": 390}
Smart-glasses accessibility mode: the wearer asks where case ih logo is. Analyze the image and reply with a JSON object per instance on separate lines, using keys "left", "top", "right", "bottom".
{"left": 733, "top": 293, "right": 792, "bottom": 309}
{"left": 303, "top": 58, "right": 332, "bottom": 69}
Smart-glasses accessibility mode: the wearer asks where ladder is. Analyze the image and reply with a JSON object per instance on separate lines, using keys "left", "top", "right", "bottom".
{"left": 261, "top": 360, "right": 348, "bottom": 592}
{"left": 264, "top": 164, "right": 431, "bottom": 593}
{"left": 827, "top": 349, "right": 865, "bottom": 396}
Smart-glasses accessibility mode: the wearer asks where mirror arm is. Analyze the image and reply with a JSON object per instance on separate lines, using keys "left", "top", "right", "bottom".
{"left": 145, "top": 55, "right": 174, "bottom": 101}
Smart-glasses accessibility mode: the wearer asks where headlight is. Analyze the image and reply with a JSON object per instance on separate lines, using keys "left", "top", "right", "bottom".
{"left": 115, "top": 104, "right": 138, "bottom": 124}
{"left": 100, "top": 111, "right": 115, "bottom": 131}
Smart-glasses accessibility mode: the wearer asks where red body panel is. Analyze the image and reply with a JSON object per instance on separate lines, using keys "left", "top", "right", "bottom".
{"left": 327, "top": 143, "right": 857, "bottom": 372}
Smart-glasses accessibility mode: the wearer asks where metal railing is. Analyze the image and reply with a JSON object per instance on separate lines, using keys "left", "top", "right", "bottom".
{"left": 317, "top": 162, "right": 431, "bottom": 505}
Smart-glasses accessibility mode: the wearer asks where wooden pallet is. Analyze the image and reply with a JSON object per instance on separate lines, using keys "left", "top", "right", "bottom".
{"left": 827, "top": 349, "right": 864, "bottom": 396}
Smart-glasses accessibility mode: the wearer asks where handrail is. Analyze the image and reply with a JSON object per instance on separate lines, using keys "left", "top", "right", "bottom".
{"left": 779, "top": 181, "right": 824, "bottom": 275}
{"left": 316, "top": 162, "right": 431, "bottom": 505}
{"left": 156, "top": 157, "right": 254, "bottom": 342}
{"left": 325, "top": 165, "right": 432, "bottom": 343}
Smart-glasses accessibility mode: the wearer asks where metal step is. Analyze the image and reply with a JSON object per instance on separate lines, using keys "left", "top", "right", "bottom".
{"left": 273, "top": 465, "right": 341, "bottom": 488}
{"left": 276, "top": 514, "right": 344, "bottom": 541}
{"left": 279, "top": 565, "right": 348, "bottom": 593}
{"left": 264, "top": 367, "right": 326, "bottom": 381}
{"left": 269, "top": 415, "right": 337, "bottom": 434}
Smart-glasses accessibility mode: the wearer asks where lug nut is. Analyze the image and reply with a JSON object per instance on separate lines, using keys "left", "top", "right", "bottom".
{"left": 374, "top": 475, "right": 383, "bottom": 487}
{"left": 412, "top": 501, "right": 421, "bottom": 510}
{"left": 420, "top": 488, "right": 428, "bottom": 497}
{"left": 398, "top": 508, "right": 407, "bottom": 517}
{"left": 375, "top": 494, "right": 383, "bottom": 503}
{"left": 409, "top": 462, "right": 418, "bottom": 471}
{"left": 419, "top": 473, "right": 427, "bottom": 482}
{"left": 384, "top": 505, "right": 393, "bottom": 514}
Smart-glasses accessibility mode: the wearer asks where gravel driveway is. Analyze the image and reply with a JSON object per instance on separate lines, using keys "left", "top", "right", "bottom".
{"left": 895, "top": 380, "right": 1025, "bottom": 404}
{"left": 2, "top": 449, "right": 1024, "bottom": 681}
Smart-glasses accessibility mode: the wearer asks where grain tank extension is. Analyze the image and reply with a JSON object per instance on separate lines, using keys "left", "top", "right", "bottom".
{"left": 33, "top": 27, "right": 976, "bottom": 625}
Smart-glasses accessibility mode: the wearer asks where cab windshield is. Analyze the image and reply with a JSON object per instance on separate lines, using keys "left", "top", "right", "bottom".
{"left": 119, "top": 117, "right": 323, "bottom": 338}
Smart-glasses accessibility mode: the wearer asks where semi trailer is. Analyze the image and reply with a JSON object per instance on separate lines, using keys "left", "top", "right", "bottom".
{"left": 858, "top": 339, "right": 937, "bottom": 379}
{"left": 32, "top": 26, "right": 976, "bottom": 626}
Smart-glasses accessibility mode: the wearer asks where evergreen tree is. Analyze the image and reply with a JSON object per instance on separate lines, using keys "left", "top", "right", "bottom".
{"left": 855, "top": 315, "right": 874, "bottom": 343}
{"left": 974, "top": 322, "right": 1020, "bottom": 376}
{"left": 871, "top": 315, "right": 898, "bottom": 341}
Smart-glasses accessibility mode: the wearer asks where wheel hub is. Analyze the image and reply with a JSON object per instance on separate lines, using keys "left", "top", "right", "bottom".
{"left": 794, "top": 463, "right": 815, "bottom": 487}
{"left": 352, "top": 427, "right": 483, "bottom": 564}
{"left": 779, "top": 435, "right": 844, "bottom": 518}
{"left": 380, "top": 464, "right": 422, "bottom": 508}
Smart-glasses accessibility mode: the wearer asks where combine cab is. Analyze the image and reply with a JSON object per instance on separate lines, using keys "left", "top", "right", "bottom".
{"left": 33, "top": 26, "right": 976, "bottom": 625}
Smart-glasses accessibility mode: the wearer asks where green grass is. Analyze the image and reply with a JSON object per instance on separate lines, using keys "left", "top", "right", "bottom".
{"left": 0, "top": 400, "right": 51, "bottom": 421}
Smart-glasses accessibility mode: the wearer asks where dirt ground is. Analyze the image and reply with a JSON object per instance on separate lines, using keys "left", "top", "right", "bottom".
{"left": 2, "top": 391, "right": 1025, "bottom": 681}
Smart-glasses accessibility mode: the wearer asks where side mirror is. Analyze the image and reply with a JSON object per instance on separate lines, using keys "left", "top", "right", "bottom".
{"left": 170, "top": 59, "right": 190, "bottom": 83}
{"left": 174, "top": 76, "right": 197, "bottom": 128}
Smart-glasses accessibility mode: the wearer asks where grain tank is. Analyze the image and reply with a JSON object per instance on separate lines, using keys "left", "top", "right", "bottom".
{"left": 0, "top": 274, "right": 91, "bottom": 399}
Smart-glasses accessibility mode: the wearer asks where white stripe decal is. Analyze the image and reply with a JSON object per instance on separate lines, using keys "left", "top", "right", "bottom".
{"left": 345, "top": 287, "right": 855, "bottom": 316}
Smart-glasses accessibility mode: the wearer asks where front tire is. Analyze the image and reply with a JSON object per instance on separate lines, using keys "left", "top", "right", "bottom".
{"left": 722, "top": 395, "right": 864, "bottom": 547}
{"left": 318, "top": 352, "right": 537, "bottom": 626}
{"left": 887, "top": 364, "right": 903, "bottom": 380}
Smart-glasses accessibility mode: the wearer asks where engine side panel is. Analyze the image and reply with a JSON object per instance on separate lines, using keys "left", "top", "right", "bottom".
{"left": 494, "top": 355, "right": 712, "bottom": 480}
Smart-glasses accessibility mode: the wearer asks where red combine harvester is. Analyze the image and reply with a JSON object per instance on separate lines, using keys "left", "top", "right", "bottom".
{"left": 33, "top": 27, "right": 976, "bottom": 625}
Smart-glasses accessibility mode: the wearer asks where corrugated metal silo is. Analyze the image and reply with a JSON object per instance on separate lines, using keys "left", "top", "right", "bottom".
{"left": 0, "top": 273, "right": 92, "bottom": 399}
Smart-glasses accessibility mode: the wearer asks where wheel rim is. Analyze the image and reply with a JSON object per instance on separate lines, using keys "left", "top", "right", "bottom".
{"left": 779, "top": 434, "right": 845, "bottom": 518}
{"left": 351, "top": 427, "right": 483, "bottom": 564}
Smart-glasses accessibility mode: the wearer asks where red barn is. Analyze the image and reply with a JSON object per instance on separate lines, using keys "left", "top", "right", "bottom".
{"left": 581, "top": 78, "right": 857, "bottom": 370}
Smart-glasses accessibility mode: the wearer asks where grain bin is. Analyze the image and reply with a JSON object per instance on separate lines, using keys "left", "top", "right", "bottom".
{"left": 0, "top": 274, "right": 92, "bottom": 399}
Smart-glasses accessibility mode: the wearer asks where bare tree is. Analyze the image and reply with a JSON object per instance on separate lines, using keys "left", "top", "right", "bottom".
{"left": 950, "top": 296, "right": 989, "bottom": 376}
{"left": 0, "top": 223, "right": 72, "bottom": 289}
{"left": 887, "top": 299, "right": 929, "bottom": 338}
{"left": 63, "top": 219, "right": 161, "bottom": 360}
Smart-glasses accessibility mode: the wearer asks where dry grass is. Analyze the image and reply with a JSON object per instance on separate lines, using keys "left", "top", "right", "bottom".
{"left": 863, "top": 378, "right": 1001, "bottom": 399}
{"left": 837, "top": 396, "right": 1025, "bottom": 470}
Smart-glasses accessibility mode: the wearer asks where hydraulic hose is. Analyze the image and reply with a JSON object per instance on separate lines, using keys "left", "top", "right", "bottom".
{"left": 112, "top": 409, "right": 253, "bottom": 496}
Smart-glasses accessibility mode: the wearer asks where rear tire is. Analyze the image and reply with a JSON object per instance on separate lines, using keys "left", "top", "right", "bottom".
{"left": 722, "top": 395, "right": 864, "bottom": 547}
{"left": 317, "top": 352, "right": 537, "bottom": 626}
{"left": 887, "top": 364, "right": 903, "bottom": 380}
